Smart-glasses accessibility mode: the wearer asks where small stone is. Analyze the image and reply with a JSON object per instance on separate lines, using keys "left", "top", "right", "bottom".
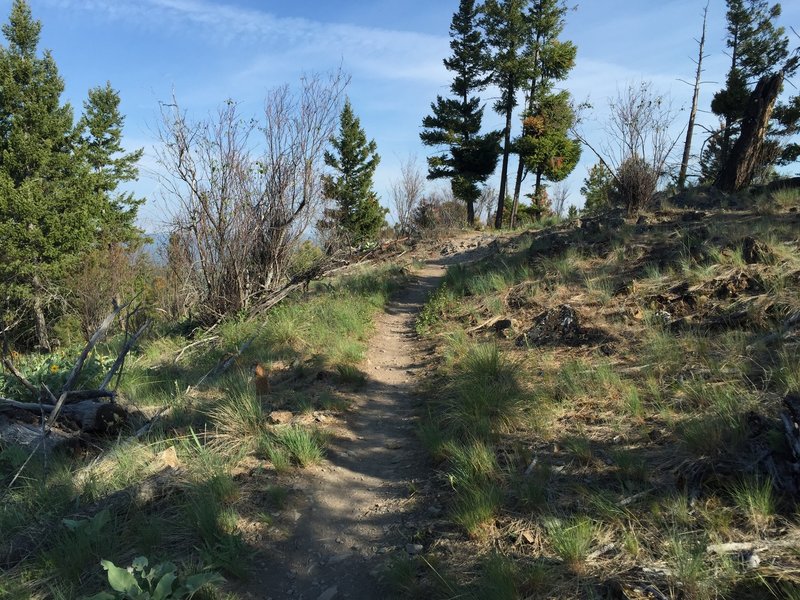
{"left": 406, "top": 543, "right": 423, "bottom": 555}
{"left": 520, "top": 530, "right": 535, "bottom": 544}
{"left": 269, "top": 410, "right": 294, "bottom": 425}
{"left": 745, "top": 552, "right": 761, "bottom": 569}
{"left": 317, "top": 586, "right": 338, "bottom": 600}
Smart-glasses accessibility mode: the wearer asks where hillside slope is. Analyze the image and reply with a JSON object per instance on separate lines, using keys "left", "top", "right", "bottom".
{"left": 405, "top": 189, "right": 800, "bottom": 599}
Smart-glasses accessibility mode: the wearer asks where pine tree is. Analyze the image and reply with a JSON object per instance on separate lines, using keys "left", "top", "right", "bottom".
{"left": 482, "top": 0, "right": 532, "bottom": 228}
{"left": 75, "top": 82, "right": 144, "bottom": 243}
{"left": 510, "top": 0, "right": 578, "bottom": 225}
{"left": 0, "top": 0, "right": 143, "bottom": 349}
{"left": 709, "top": 0, "right": 789, "bottom": 170}
{"left": 580, "top": 162, "right": 614, "bottom": 214}
{"left": 322, "top": 99, "right": 386, "bottom": 246}
{"left": 420, "top": 0, "right": 500, "bottom": 226}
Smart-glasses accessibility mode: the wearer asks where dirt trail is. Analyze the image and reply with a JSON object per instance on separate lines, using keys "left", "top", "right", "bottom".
{"left": 243, "top": 237, "right": 491, "bottom": 600}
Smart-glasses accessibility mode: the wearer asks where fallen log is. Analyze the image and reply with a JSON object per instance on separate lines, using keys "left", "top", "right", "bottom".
{"left": 0, "top": 398, "right": 127, "bottom": 434}
{"left": 0, "top": 417, "right": 78, "bottom": 453}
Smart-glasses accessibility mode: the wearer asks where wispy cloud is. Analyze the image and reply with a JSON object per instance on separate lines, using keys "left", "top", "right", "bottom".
{"left": 48, "top": 0, "right": 449, "bottom": 84}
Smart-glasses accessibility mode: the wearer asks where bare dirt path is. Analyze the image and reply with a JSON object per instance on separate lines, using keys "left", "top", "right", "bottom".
{"left": 241, "top": 237, "right": 492, "bottom": 600}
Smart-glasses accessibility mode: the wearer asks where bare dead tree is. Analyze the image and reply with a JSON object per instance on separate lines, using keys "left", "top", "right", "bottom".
{"left": 678, "top": 2, "right": 710, "bottom": 190}
{"left": 390, "top": 155, "right": 426, "bottom": 236}
{"left": 474, "top": 185, "right": 496, "bottom": 227}
{"left": 551, "top": 182, "right": 570, "bottom": 218}
{"left": 574, "top": 82, "right": 681, "bottom": 215}
{"left": 156, "top": 71, "right": 348, "bottom": 321}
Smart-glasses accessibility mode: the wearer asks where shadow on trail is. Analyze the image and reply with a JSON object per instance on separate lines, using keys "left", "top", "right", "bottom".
{"left": 239, "top": 241, "right": 493, "bottom": 599}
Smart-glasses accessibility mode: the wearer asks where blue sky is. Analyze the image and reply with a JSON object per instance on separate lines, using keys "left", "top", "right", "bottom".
{"left": 4, "top": 0, "right": 799, "bottom": 230}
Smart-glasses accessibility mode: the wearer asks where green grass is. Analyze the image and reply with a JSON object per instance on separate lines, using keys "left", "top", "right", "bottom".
{"left": 451, "top": 481, "right": 502, "bottom": 539}
{"left": 731, "top": 477, "right": 776, "bottom": 532}
{"left": 270, "top": 425, "right": 325, "bottom": 467}
{"left": 442, "top": 343, "right": 531, "bottom": 438}
{"left": 544, "top": 516, "right": 599, "bottom": 574}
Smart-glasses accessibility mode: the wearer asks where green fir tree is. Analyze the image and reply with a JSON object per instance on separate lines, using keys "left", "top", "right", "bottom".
{"left": 322, "top": 99, "right": 386, "bottom": 246}
{"left": 0, "top": 0, "right": 143, "bottom": 349}
{"left": 421, "top": 0, "right": 500, "bottom": 226}
{"left": 708, "top": 0, "right": 790, "bottom": 175}
{"left": 580, "top": 162, "right": 615, "bottom": 214}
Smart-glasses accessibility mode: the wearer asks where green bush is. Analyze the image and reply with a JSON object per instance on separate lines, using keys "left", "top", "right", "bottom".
{"left": 84, "top": 556, "right": 223, "bottom": 600}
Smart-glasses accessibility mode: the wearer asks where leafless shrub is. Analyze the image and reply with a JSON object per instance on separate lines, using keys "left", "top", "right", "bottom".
{"left": 390, "top": 155, "right": 425, "bottom": 236}
{"left": 412, "top": 188, "right": 467, "bottom": 237}
{"left": 551, "top": 183, "right": 570, "bottom": 218}
{"left": 575, "top": 82, "right": 680, "bottom": 215}
{"left": 156, "top": 72, "right": 347, "bottom": 321}
{"left": 476, "top": 186, "right": 496, "bottom": 226}
{"left": 64, "top": 244, "right": 152, "bottom": 340}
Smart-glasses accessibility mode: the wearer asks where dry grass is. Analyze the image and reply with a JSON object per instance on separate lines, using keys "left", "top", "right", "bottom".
{"left": 414, "top": 203, "right": 800, "bottom": 597}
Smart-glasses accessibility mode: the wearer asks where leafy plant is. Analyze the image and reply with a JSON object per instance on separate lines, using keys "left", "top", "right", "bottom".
{"left": 84, "top": 556, "right": 223, "bottom": 600}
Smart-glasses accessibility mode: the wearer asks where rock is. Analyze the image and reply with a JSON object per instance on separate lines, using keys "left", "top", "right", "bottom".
{"left": 154, "top": 446, "right": 181, "bottom": 469}
{"left": 518, "top": 304, "right": 581, "bottom": 346}
{"left": 494, "top": 319, "right": 513, "bottom": 332}
{"left": 317, "top": 586, "right": 338, "bottom": 600}
{"left": 681, "top": 210, "right": 706, "bottom": 222}
{"left": 406, "top": 543, "right": 424, "bottom": 555}
{"left": 327, "top": 553, "right": 351, "bottom": 565}
{"left": 744, "top": 552, "right": 761, "bottom": 570}
{"left": 269, "top": 410, "right": 294, "bottom": 425}
{"left": 520, "top": 530, "right": 535, "bottom": 544}
{"left": 741, "top": 235, "right": 772, "bottom": 264}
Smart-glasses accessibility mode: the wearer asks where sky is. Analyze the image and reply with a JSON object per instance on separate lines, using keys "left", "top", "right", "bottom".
{"left": 4, "top": 0, "right": 799, "bottom": 231}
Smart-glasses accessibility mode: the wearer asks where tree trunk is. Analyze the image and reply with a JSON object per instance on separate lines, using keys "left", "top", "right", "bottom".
{"left": 678, "top": 4, "right": 707, "bottom": 190}
{"left": 494, "top": 99, "right": 514, "bottom": 229}
{"left": 510, "top": 157, "right": 524, "bottom": 228}
{"left": 715, "top": 73, "right": 783, "bottom": 193}
{"left": 466, "top": 197, "right": 475, "bottom": 226}
{"left": 0, "top": 399, "right": 128, "bottom": 433}
{"left": 31, "top": 276, "right": 51, "bottom": 353}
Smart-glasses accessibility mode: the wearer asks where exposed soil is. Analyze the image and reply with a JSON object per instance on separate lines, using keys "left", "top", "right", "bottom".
{"left": 239, "top": 235, "right": 492, "bottom": 600}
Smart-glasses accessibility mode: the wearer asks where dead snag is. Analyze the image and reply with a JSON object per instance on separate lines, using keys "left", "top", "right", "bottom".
{"left": 715, "top": 73, "right": 784, "bottom": 193}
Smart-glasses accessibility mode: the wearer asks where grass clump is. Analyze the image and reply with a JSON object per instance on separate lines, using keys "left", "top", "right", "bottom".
{"left": 270, "top": 426, "right": 325, "bottom": 467}
{"left": 444, "top": 343, "right": 530, "bottom": 438}
{"left": 544, "top": 516, "right": 599, "bottom": 574}
{"left": 731, "top": 477, "right": 776, "bottom": 532}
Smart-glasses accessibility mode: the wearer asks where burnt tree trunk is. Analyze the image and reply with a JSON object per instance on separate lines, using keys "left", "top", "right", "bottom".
{"left": 715, "top": 73, "right": 783, "bottom": 193}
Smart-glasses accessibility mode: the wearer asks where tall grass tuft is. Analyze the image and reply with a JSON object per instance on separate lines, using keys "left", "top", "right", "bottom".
{"left": 544, "top": 516, "right": 599, "bottom": 573}
{"left": 443, "top": 343, "right": 529, "bottom": 438}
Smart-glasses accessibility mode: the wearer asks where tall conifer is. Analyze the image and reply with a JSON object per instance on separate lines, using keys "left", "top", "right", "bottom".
{"left": 420, "top": 0, "right": 500, "bottom": 226}
{"left": 322, "top": 99, "right": 386, "bottom": 246}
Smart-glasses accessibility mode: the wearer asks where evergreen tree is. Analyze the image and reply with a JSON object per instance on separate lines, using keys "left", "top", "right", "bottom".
{"left": 75, "top": 82, "right": 144, "bottom": 243}
{"left": 0, "top": 0, "right": 143, "bottom": 349}
{"left": 420, "top": 0, "right": 500, "bottom": 226}
{"left": 580, "top": 162, "right": 614, "bottom": 214}
{"left": 709, "top": 0, "right": 789, "bottom": 171}
{"left": 322, "top": 99, "right": 386, "bottom": 246}
{"left": 511, "top": 0, "right": 578, "bottom": 225}
{"left": 482, "top": 0, "right": 532, "bottom": 228}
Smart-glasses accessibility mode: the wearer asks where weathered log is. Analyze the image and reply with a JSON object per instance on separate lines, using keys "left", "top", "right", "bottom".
{"left": 0, "top": 416, "right": 77, "bottom": 453}
{"left": 0, "top": 399, "right": 127, "bottom": 433}
{"left": 715, "top": 73, "right": 784, "bottom": 193}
